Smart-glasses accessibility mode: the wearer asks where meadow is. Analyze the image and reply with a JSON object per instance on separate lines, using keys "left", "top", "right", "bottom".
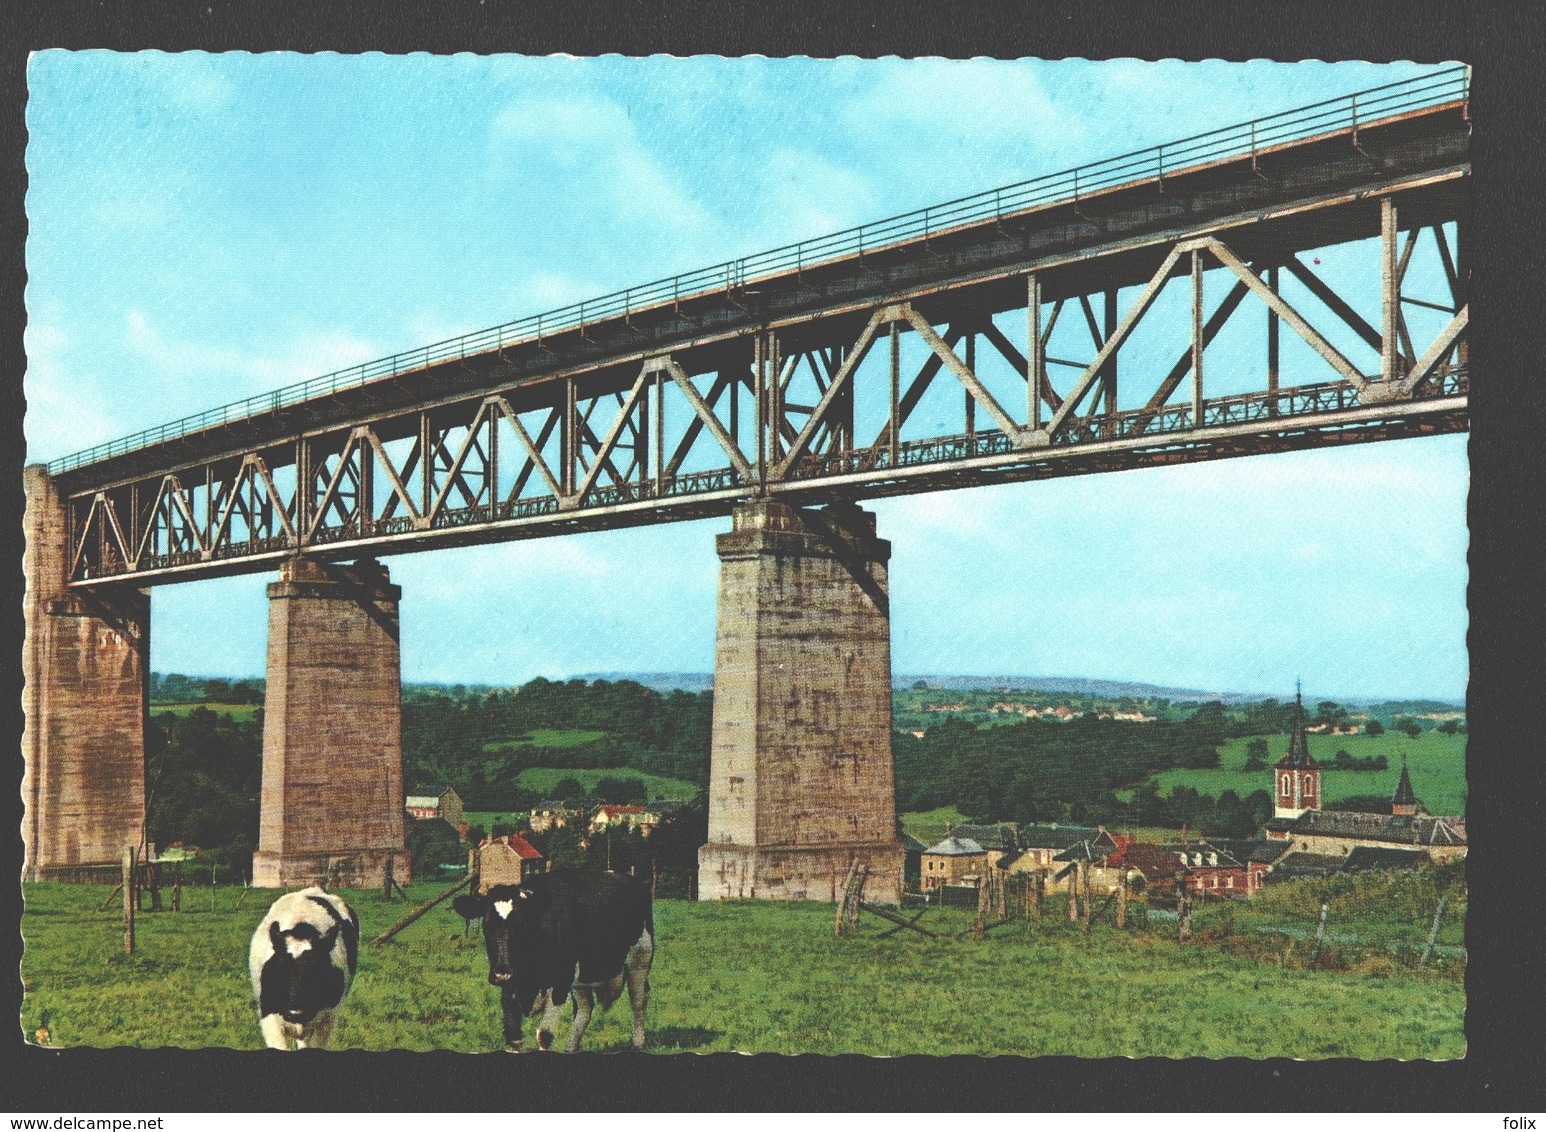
{"left": 20, "top": 879, "right": 1463, "bottom": 1059}
{"left": 149, "top": 702, "right": 262, "bottom": 723}
{"left": 1138, "top": 730, "right": 1467, "bottom": 817}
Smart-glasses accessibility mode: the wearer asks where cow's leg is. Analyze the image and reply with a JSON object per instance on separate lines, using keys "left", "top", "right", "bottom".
{"left": 625, "top": 931, "right": 654, "bottom": 1051}
{"left": 500, "top": 988, "right": 525, "bottom": 1052}
{"left": 258, "top": 1013, "right": 291, "bottom": 1050}
{"left": 303, "top": 1010, "right": 336, "bottom": 1050}
{"left": 565, "top": 986, "right": 596, "bottom": 1053}
{"left": 535, "top": 992, "right": 564, "bottom": 1052}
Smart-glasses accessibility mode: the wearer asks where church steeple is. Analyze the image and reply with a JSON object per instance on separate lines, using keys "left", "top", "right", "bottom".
{"left": 1391, "top": 757, "right": 1419, "bottom": 816}
{"left": 1273, "top": 683, "right": 1321, "bottom": 819}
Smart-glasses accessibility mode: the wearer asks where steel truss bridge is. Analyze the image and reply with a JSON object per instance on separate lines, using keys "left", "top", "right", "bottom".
{"left": 52, "top": 67, "right": 1470, "bottom": 589}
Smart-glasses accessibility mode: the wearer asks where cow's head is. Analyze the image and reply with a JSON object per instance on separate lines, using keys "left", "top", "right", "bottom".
{"left": 480, "top": 883, "right": 551, "bottom": 1016}
{"left": 261, "top": 919, "right": 344, "bottom": 1025}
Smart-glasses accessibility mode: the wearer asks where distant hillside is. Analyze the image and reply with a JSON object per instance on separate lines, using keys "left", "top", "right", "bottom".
{"left": 895, "top": 674, "right": 1251, "bottom": 702}
{"left": 575, "top": 672, "right": 715, "bottom": 693}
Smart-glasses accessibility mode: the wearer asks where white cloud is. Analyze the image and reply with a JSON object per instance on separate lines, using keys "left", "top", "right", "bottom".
{"left": 488, "top": 91, "right": 711, "bottom": 237}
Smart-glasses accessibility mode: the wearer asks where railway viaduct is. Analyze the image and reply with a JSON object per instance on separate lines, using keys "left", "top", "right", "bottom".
{"left": 22, "top": 70, "right": 1470, "bottom": 901}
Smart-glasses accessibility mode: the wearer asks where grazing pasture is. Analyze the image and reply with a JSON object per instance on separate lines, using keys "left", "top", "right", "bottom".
{"left": 21, "top": 880, "right": 1462, "bottom": 1058}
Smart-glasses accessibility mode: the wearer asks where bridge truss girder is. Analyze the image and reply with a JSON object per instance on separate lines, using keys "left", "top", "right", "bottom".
{"left": 63, "top": 138, "right": 1468, "bottom": 588}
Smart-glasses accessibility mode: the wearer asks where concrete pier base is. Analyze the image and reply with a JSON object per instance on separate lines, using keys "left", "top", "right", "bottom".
{"left": 22, "top": 468, "right": 149, "bottom": 881}
{"left": 698, "top": 501, "right": 904, "bottom": 904}
{"left": 253, "top": 557, "right": 410, "bottom": 889}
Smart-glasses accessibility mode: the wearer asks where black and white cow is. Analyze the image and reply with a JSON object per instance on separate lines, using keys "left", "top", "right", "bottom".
{"left": 249, "top": 887, "right": 359, "bottom": 1050}
{"left": 480, "top": 869, "right": 653, "bottom": 1053}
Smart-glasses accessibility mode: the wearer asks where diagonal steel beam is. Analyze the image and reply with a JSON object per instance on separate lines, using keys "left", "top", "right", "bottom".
{"left": 429, "top": 401, "right": 497, "bottom": 521}
{"left": 492, "top": 397, "right": 565, "bottom": 501}
{"left": 664, "top": 370, "right": 732, "bottom": 478}
{"left": 1206, "top": 239, "right": 1369, "bottom": 392}
{"left": 574, "top": 361, "right": 653, "bottom": 505}
{"left": 662, "top": 359, "right": 755, "bottom": 483}
{"left": 774, "top": 307, "right": 889, "bottom": 479}
{"left": 1130, "top": 278, "right": 1251, "bottom": 435}
{"left": 1044, "top": 245, "right": 1186, "bottom": 437}
{"left": 306, "top": 441, "right": 360, "bottom": 542}
{"left": 360, "top": 428, "right": 423, "bottom": 527}
{"left": 902, "top": 307, "right": 1022, "bottom": 441}
{"left": 1281, "top": 256, "right": 1382, "bottom": 355}
{"left": 1400, "top": 304, "right": 1468, "bottom": 395}
{"left": 981, "top": 319, "right": 1064, "bottom": 413}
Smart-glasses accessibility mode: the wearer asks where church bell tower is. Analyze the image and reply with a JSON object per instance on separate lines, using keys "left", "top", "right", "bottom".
{"left": 1273, "top": 685, "right": 1321, "bottom": 820}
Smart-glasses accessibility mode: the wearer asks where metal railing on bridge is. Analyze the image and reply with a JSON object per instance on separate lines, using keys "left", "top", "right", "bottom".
{"left": 47, "top": 66, "right": 1468, "bottom": 478}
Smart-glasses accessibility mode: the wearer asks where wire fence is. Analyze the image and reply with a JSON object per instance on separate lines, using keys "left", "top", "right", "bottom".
{"left": 47, "top": 65, "right": 1469, "bottom": 476}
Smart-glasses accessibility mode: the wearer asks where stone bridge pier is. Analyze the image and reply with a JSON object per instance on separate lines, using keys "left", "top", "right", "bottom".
{"left": 23, "top": 465, "right": 149, "bottom": 881}
{"left": 252, "top": 557, "right": 410, "bottom": 889}
{"left": 698, "top": 500, "right": 905, "bottom": 903}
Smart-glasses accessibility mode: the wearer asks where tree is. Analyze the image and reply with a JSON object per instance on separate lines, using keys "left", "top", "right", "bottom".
{"left": 551, "top": 777, "right": 587, "bottom": 802}
{"left": 1365, "top": 718, "right": 1385, "bottom": 736}
{"left": 545, "top": 823, "right": 587, "bottom": 868}
{"left": 1436, "top": 719, "right": 1459, "bottom": 735}
{"left": 1394, "top": 716, "right": 1423, "bottom": 738}
{"left": 592, "top": 776, "right": 648, "bottom": 805}
{"left": 1242, "top": 738, "right": 1270, "bottom": 771}
{"left": 406, "top": 817, "right": 462, "bottom": 877}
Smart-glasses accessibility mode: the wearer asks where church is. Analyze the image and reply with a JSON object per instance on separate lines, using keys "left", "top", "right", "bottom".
{"left": 1260, "top": 690, "right": 1467, "bottom": 863}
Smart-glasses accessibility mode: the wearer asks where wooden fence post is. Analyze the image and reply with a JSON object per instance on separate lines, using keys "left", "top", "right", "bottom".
{"left": 1309, "top": 900, "right": 1329, "bottom": 965}
{"left": 1082, "top": 860, "right": 1094, "bottom": 929}
{"left": 995, "top": 869, "right": 1007, "bottom": 919}
{"left": 383, "top": 853, "right": 396, "bottom": 901}
{"left": 1116, "top": 871, "right": 1128, "bottom": 929}
{"left": 172, "top": 862, "right": 182, "bottom": 913}
{"left": 147, "top": 858, "right": 162, "bottom": 913}
{"left": 1177, "top": 882, "right": 1192, "bottom": 942}
{"left": 1034, "top": 870, "right": 1045, "bottom": 921}
{"left": 1420, "top": 891, "right": 1451, "bottom": 967}
{"left": 1067, "top": 862, "right": 1080, "bottom": 922}
{"left": 122, "top": 846, "right": 136, "bottom": 955}
{"left": 973, "top": 877, "right": 989, "bottom": 941}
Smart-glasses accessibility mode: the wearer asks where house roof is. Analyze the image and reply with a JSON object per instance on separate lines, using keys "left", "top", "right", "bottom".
{"left": 924, "top": 835, "right": 985, "bottom": 857}
{"left": 1054, "top": 839, "right": 1115, "bottom": 863}
{"left": 408, "top": 784, "right": 455, "bottom": 798}
{"left": 994, "top": 849, "right": 1026, "bottom": 871}
{"left": 405, "top": 795, "right": 442, "bottom": 809}
{"left": 1161, "top": 842, "right": 1246, "bottom": 870}
{"left": 900, "top": 833, "right": 930, "bottom": 854}
{"left": 1266, "top": 851, "right": 1346, "bottom": 880}
{"left": 1109, "top": 842, "right": 1186, "bottom": 877}
{"left": 534, "top": 800, "right": 574, "bottom": 812}
{"left": 503, "top": 832, "right": 543, "bottom": 860}
{"left": 950, "top": 823, "right": 1017, "bottom": 852}
{"left": 1340, "top": 846, "right": 1430, "bottom": 873}
{"left": 1018, "top": 823, "right": 1102, "bottom": 850}
{"left": 1288, "top": 809, "right": 1465, "bottom": 846}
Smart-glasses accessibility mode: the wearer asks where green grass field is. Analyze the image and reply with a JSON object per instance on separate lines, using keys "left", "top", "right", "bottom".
{"left": 483, "top": 729, "right": 608, "bottom": 751}
{"left": 18, "top": 880, "right": 1463, "bottom": 1057}
{"left": 149, "top": 702, "right": 262, "bottom": 722}
{"left": 899, "top": 805, "right": 971, "bottom": 846}
{"left": 514, "top": 767, "right": 701, "bottom": 801}
{"left": 1136, "top": 731, "right": 1467, "bottom": 817}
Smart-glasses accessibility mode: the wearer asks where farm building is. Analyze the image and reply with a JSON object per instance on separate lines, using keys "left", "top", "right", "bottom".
{"left": 947, "top": 823, "right": 1018, "bottom": 868}
{"left": 1165, "top": 841, "right": 1253, "bottom": 897}
{"left": 405, "top": 785, "right": 466, "bottom": 837}
{"left": 589, "top": 804, "right": 661, "bottom": 836}
{"left": 475, "top": 831, "right": 545, "bottom": 889}
{"left": 528, "top": 799, "right": 579, "bottom": 834}
{"left": 921, "top": 835, "right": 986, "bottom": 890}
{"left": 1338, "top": 845, "right": 1431, "bottom": 874}
{"left": 1016, "top": 823, "right": 1116, "bottom": 871}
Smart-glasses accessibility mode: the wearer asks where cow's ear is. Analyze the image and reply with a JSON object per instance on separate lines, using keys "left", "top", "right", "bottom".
{"left": 269, "top": 921, "right": 285, "bottom": 951}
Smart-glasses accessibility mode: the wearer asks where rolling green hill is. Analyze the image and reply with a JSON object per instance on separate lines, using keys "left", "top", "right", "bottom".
{"left": 1136, "top": 730, "right": 1466, "bottom": 818}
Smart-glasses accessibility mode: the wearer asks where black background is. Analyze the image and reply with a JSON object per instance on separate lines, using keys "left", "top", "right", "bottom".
{"left": 1, "top": 0, "right": 1540, "bottom": 1113}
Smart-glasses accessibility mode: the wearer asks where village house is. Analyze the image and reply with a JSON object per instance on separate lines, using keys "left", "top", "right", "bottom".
{"left": 405, "top": 785, "right": 467, "bottom": 838}
{"left": 948, "top": 823, "right": 1018, "bottom": 869}
{"left": 589, "top": 803, "right": 661, "bottom": 837}
{"left": 476, "top": 830, "right": 545, "bottom": 887}
{"left": 1165, "top": 841, "right": 1253, "bottom": 897}
{"left": 528, "top": 799, "right": 579, "bottom": 834}
{"left": 920, "top": 835, "right": 986, "bottom": 890}
{"left": 1102, "top": 839, "right": 1188, "bottom": 898}
{"left": 1015, "top": 824, "right": 1118, "bottom": 873}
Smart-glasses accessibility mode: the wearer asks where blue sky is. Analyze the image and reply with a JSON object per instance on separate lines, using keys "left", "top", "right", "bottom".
{"left": 23, "top": 54, "right": 1469, "bottom": 701}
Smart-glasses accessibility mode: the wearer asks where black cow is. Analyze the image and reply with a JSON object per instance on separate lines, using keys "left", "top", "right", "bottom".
{"left": 248, "top": 887, "right": 360, "bottom": 1050}
{"left": 480, "top": 869, "right": 653, "bottom": 1053}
